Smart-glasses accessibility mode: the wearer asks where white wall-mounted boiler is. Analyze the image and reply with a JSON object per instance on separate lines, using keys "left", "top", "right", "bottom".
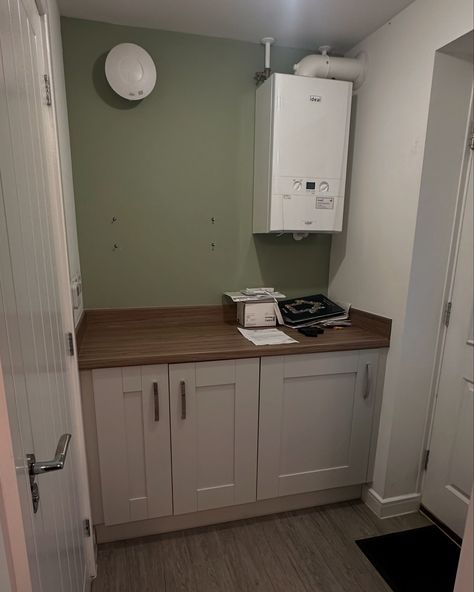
{"left": 253, "top": 73, "right": 352, "bottom": 234}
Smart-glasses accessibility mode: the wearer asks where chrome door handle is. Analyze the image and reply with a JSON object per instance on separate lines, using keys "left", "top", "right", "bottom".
{"left": 153, "top": 381, "right": 160, "bottom": 421}
{"left": 364, "top": 363, "right": 373, "bottom": 400}
{"left": 180, "top": 380, "right": 186, "bottom": 419}
{"left": 27, "top": 433, "right": 72, "bottom": 476}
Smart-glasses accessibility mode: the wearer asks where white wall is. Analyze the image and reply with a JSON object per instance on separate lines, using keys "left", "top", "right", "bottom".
{"left": 329, "top": 0, "right": 473, "bottom": 500}
{"left": 385, "top": 48, "right": 472, "bottom": 498}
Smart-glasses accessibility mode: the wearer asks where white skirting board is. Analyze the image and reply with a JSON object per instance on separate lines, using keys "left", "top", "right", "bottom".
{"left": 362, "top": 485, "right": 421, "bottom": 518}
{"left": 95, "top": 485, "right": 362, "bottom": 544}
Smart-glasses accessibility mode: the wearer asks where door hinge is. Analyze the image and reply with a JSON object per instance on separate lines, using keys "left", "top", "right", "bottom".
{"left": 443, "top": 301, "right": 452, "bottom": 327}
{"left": 83, "top": 518, "right": 91, "bottom": 537}
{"left": 43, "top": 74, "right": 52, "bottom": 106}
{"left": 67, "top": 332, "right": 75, "bottom": 356}
{"left": 423, "top": 449, "right": 430, "bottom": 471}
{"left": 469, "top": 131, "right": 474, "bottom": 151}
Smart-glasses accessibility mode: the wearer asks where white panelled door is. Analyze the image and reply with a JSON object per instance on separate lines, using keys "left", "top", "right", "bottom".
{"left": 422, "top": 155, "right": 473, "bottom": 537}
{"left": 0, "top": 0, "right": 90, "bottom": 590}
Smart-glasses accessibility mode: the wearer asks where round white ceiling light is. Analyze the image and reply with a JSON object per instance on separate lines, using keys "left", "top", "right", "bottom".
{"left": 105, "top": 43, "right": 157, "bottom": 101}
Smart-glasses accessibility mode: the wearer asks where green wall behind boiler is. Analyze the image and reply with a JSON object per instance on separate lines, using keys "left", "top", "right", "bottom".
{"left": 61, "top": 18, "right": 331, "bottom": 308}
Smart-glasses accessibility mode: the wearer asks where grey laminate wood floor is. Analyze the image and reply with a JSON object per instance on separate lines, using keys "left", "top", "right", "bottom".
{"left": 92, "top": 501, "right": 430, "bottom": 592}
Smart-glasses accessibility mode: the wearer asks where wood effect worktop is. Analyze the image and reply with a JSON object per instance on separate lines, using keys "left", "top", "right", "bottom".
{"left": 76, "top": 305, "right": 391, "bottom": 370}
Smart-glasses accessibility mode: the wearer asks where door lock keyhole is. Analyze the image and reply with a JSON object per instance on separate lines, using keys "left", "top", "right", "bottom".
{"left": 31, "top": 481, "right": 40, "bottom": 514}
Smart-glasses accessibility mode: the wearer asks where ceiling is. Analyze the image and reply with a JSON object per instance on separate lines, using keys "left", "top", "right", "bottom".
{"left": 57, "top": 0, "right": 415, "bottom": 52}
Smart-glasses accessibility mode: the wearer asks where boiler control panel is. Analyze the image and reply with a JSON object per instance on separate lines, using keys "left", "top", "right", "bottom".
{"left": 274, "top": 176, "right": 342, "bottom": 198}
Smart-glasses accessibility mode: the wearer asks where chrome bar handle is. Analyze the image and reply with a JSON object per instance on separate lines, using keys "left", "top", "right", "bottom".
{"left": 180, "top": 380, "right": 186, "bottom": 419}
{"left": 28, "top": 433, "right": 72, "bottom": 475}
{"left": 153, "top": 381, "right": 160, "bottom": 421}
{"left": 364, "top": 363, "right": 373, "bottom": 400}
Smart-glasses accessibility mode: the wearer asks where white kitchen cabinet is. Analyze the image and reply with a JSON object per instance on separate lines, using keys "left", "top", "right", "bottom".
{"left": 93, "top": 365, "right": 172, "bottom": 525}
{"left": 257, "top": 350, "right": 379, "bottom": 500}
{"left": 89, "top": 349, "right": 382, "bottom": 532}
{"left": 169, "top": 358, "right": 260, "bottom": 515}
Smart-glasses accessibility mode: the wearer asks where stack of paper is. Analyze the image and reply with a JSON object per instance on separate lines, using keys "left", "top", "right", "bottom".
{"left": 313, "top": 302, "right": 351, "bottom": 327}
{"left": 224, "top": 289, "right": 286, "bottom": 303}
{"left": 237, "top": 328, "right": 298, "bottom": 346}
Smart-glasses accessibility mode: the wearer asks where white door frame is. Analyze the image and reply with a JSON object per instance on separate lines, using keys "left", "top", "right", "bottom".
{"left": 420, "top": 97, "right": 474, "bottom": 499}
{"left": 38, "top": 1, "right": 97, "bottom": 582}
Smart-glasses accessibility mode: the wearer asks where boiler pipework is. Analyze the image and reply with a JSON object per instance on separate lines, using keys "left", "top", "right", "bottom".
{"left": 255, "top": 37, "right": 275, "bottom": 85}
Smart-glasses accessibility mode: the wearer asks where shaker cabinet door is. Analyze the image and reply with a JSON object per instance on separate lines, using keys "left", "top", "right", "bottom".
{"left": 258, "top": 350, "right": 379, "bottom": 500}
{"left": 93, "top": 365, "right": 172, "bottom": 525}
{"left": 170, "top": 358, "right": 260, "bottom": 515}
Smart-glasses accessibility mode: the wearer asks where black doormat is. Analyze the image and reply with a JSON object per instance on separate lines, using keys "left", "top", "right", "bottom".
{"left": 356, "top": 525, "right": 460, "bottom": 592}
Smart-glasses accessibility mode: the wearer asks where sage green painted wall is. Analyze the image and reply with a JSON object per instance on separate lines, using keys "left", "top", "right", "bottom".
{"left": 61, "top": 18, "right": 331, "bottom": 308}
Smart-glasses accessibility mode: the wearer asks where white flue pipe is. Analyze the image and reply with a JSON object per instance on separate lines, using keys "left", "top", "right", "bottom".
{"left": 293, "top": 47, "right": 365, "bottom": 87}
{"left": 261, "top": 37, "right": 274, "bottom": 70}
